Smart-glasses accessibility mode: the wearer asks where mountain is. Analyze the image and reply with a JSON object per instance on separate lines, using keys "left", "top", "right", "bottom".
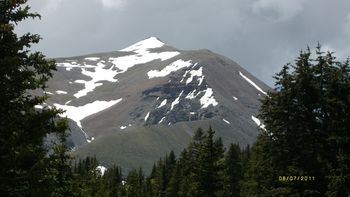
{"left": 41, "top": 37, "right": 270, "bottom": 172}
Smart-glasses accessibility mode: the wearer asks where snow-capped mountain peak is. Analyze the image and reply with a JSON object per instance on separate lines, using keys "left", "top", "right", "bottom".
{"left": 46, "top": 37, "right": 270, "bottom": 156}
{"left": 121, "top": 36, "right": 165, "bottom": 52}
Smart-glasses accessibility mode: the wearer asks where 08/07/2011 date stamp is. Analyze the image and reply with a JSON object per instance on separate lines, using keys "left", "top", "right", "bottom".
{"left": 278, "top": 176, "right": 315, "bottom": 182}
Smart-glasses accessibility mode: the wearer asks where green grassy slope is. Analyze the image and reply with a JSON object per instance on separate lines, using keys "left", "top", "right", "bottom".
{"left": 74, "top": 119, "right": 257, "bottom": 174}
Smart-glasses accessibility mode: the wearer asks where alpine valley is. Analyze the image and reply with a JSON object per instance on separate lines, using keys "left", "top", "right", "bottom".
{"left": 40, "top": 37, "right": 270, "bottom": 173}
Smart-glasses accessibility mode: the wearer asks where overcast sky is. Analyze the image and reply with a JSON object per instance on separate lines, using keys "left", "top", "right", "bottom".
{"left": 16, "top": 0, "right": 350, "bottom": 86}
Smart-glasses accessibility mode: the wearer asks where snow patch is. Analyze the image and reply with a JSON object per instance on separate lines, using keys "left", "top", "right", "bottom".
{"left": 45, "top": 91, "right": 54, "bottom": 95}
{"left": 158, "top": 117, "right": 165, "bottom": 124}
{"left": 57, "top": 38, "right": 180, "bottom": 99}
{"left": 96, "top": 166, "right": 107, "bottom": 176}
{"left": 121, "top": 37, "right": 165, "bottom": 52}
{"left": 185, "top": 67, "right": 204, "bottom": 85}
{"left": 251, "top": 115, "right": 266, "bottom": 130}
{"left": 251, "top": 115, "right": 261, "bottom": 126}
{"left": 232, "top": 96, "right": 238, "bottom": 101}
{"left": 197, "top": 76, "right": 205, "bottom": 86}
{"left": 170, "top": 91, "right": 184, "bottom": 110}
{"left": 54, "top": 98, "right": 122, "bottom": 142}
{"left": 144, "top": 112, "right": 150, "bottom": 122}
{"left": 180, "top": 70, "right": 190, "bottom": 82}
{"left": 85, "top": 57, "right": 100, "bottom": 61}
{"left": 223, "top": 119, "right": 231, "bottom": 124}
{"left": 200, "top": 88, "right": 218, "bottom": 108}
{"left": 185, "top": 89, "right": 197, "bottom": 100}
{"left": 110, "top": 37, "right": 179, "bottom": 75}
{"left": 87, "top": 137, "right": 95, "bottom": 143}
{"left": 120, "top": 126, "right": 127, "bottom": 130}
{"left": 239, "top": 71, "right": 267, "bottom": 95}
{"left": 109, "top": 51, "right": 179, "bottom": 75}
{"left": 147, "top": 60, "right": 192, "bottom": 79}
{"left": 57, "top": 61, "right": 119, "bottom": 99}
{"left": 34, "top": 105, "right": 43, "bottom": 109}
{"left": 56, "top": 90, "right": 67, "bottom": 94}
{"left": 74, "top": 79, "right": 86, "bottom": 84}
{"left": 74, "top": 62, "right": 118, "bottom": 98}
{"left": 158, "top": 99, "right": 167, "bottom": 108}
{"left": 54, "top": 99, "right": 122, "bottom": 129}
{"left": 57, "top": 62, "right": 95, "bottom": 70}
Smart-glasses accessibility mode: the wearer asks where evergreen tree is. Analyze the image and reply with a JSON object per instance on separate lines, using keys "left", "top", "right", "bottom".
{"left": 197, "top": 126, "right": 225, "bottom": 197}
{"left": 182, "top": 126, "right": 225, "bottom": 197}
{"left": 73, "top": 156, "right": 105, "bottom": 196}
{"left": 223, "top": 144, "right": 242, "bottom": 197}
{"left": 177, "top": 148, "right": 193, "bottom": 197}
{"left": 30, "top": 134, "right": 76, "bottom": 196}
{"left": 166, "top": 161, "right": 181, "bottom": 197}
{"left": 124, "top": 168, "right": 145, "bottom": 197}
{"left": 240, "top": 134, "right": 277, "bottom": 196}
{"left": 0, "top": 1, "right": 72, "bottom": 196}
{"left": 255, "top": 45, "right": 350, "bottom": 196}
{"left": 103, "top": 165, "right": 123, "bottom": 197}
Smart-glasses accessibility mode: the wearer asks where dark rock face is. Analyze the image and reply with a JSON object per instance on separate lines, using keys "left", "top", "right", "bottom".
{"left": 139, "top": 66, "right": 214, "bottom": 126}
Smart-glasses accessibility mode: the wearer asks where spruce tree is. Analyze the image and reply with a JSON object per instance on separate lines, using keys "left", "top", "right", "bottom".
{"left": 223, "top": 144, "right": 242, "bottom": 197}
{"left": 189, "top": 126, "right": 225, "bottom": 197}
{"left": 103, "top": 165, "right": 123, "bottom": 197}
{"left": 166, "top": 161, "right": 181, "bottom": 197}
{"left": 124, "top": 168, "right": 145, "bottom": 197}
{"left": 0, "top": 0, "right": 71, "bottom": 196}
{"left": 256, "top": 45, "right": 350, "bottom": 196}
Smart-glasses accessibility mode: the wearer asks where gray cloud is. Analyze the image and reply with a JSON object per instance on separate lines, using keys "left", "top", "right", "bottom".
{"left": 16, "top": 0, "right": 350, "bottom": 86}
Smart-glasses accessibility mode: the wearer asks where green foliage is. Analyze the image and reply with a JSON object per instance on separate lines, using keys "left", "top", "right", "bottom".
{"left": 0, "top": 0, "right": 74, "bottom": 196}
{"left": 140, "top": 127, "right": 228, "bottom": 197}
{"left": 247, "top": 44, "right": 350, "bottom": 196}
{"left": 103, "top": 165, "right": 123, "bottom": 197}
{"left": 223, "top": 143, "right": 242, "bottom": 197}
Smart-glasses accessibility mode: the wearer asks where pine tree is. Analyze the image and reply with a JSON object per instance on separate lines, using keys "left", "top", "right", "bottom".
{"left": 0, "top": 1, "right": 72, "bottom": 196}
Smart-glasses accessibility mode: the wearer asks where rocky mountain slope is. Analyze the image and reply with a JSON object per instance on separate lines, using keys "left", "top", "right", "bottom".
{"left": 40, "top": 37, "right": 270, "bottom": 172}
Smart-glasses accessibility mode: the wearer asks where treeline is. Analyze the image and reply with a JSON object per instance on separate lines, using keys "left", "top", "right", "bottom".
{"left": 70, "top": 127, "right": 247, "bottom": 197}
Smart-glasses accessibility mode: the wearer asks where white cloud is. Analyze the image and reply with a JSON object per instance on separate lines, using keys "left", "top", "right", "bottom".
{"left": 100, "top": 0, "right": 125, "bottom": 9}
{"left": 252, "top": 0, "right": 304, "bottom": 22}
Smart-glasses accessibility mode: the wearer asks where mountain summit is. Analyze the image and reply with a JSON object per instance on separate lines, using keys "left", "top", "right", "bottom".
{"left": 43, "top": 37, "right": 270, "bottom": 171}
